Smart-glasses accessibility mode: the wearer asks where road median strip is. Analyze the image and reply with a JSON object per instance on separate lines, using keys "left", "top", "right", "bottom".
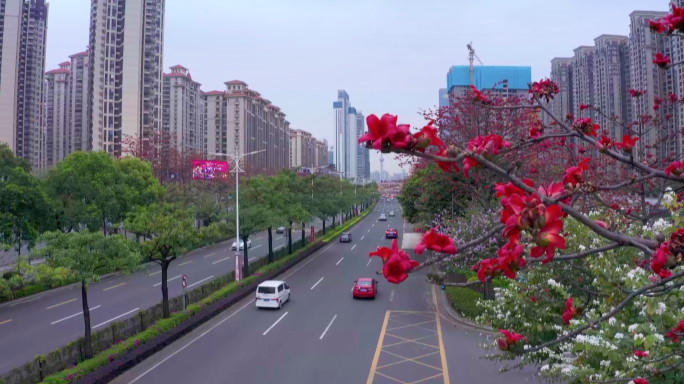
{"left": 28, "top": 202, "right": 377, "bottom": 384}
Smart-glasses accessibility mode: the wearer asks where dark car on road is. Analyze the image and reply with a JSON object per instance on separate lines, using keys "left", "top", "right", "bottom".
{"left": 276, "top": 226, "right": 285, "bottom": 234}
{"left": 385, "top": 228, "right": 398, "bottom": 239}
{"left": 340, "top": 232, "right": 352, "bottom": 243}
{"left": 353, "top": 278, "right": 378, "bottom": 299}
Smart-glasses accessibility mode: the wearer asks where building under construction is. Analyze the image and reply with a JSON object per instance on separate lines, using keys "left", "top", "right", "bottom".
{"left": 446, "top": 65, "right": 532, "bottom": 100}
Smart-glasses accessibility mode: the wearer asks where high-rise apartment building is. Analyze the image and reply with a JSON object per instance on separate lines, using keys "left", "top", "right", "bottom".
{"left": 355, "top": 110, "right": 366, "bottom": 179}
{"left": 572, "top": 46, "right": 595, "bottom": 120}
{"left": 549, "top": 58, "right": 574, "bottom": 122}
{"left": 289, "top": 129, "right": 314, "bottom": 168}
{"left": 438, "top": 88, "right": 449, "bottom": 108}
{"left": 88, "top": 0, "right": 165, "bottom": 157}
{"left": 162, "top": 65, "right": 204, "bottom": 153}
{"left": 44, "top": 61, "right": 71, "bottom": 167}
{"left": 333, "top": 90, "right": 352, "bottom": 178}
{"left": 328, "top": 147, "right": 334, "bottom": 166}
{"left": 203, "top": 81, "right": 290, "bottom": 174}
{"left": 364, "top": 147, "right": 370, "bottom": 179}
{"left": 314, "top": 139, "right": 327, "bottom": 168}
{"left": 0, "top": 0, "right": 49, "bottom": 169}
{"left": 68, "top": 50, "right": 90, "bottom": 154}
{"left": 593, "top": 35, "right": 631, "bottom": 141}
{"left": 628, "top": 10, "right": 671, "bottom": 160}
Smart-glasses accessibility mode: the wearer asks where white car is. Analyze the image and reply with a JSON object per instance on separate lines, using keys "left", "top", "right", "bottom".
{"left": 256, "top": 280, "right": 290, "bottom": 309}
{"left": 231, "top": 239, "right": 252, "bottom": 250}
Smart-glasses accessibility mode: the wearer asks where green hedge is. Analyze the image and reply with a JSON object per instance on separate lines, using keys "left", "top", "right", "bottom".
{"left": 444, "top": 286, "right": 484, "bottom": 320}
{"left": 39, "top": 201, "right": 377, "bottom": 384}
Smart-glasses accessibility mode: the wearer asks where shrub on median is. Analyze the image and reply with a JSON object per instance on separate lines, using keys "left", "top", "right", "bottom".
{"left": 444, "top": 286, "right": 484, "bottom": 320}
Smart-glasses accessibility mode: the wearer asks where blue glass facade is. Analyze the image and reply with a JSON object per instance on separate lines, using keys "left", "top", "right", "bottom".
{"left": 447, "top": 66, "right": 532, "bottom": 92}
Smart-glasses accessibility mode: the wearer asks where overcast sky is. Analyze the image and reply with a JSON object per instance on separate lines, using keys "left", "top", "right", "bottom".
{"left": 46, "top": 0, "right": 669, "bottom": 175}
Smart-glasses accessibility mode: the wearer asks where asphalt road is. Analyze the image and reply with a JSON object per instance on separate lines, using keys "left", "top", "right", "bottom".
{"left": 0, "top": 218, "right": 334, "bottom": 374}
{"left": 109, "top": 201, "right": 538, "bottom": 384}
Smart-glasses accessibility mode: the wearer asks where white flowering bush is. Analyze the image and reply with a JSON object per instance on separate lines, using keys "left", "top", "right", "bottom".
{"left": 476, "top": 207, "right": 684, "bottom": 383}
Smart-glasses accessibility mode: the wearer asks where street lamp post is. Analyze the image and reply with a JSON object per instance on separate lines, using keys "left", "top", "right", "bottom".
{"left": 209, "top": 149, "right": 265, "bottom": 280}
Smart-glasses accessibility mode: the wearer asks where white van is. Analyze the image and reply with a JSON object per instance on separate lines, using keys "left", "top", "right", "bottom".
{"left": 256, "top": 280, "right": 290, "bottom": 309}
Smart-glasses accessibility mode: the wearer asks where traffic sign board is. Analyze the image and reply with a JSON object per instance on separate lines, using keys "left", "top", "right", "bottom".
{"left": 182, "top": 274, "right": 188, "bottom": 288}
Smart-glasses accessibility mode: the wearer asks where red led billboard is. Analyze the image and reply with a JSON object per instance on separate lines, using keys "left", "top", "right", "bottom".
{"left": 192, "top": 160, "right": 228, "bottom": 180}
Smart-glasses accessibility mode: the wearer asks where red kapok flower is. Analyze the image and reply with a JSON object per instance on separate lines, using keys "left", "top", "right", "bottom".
{"left": 369, "top": 245, "right": 393, "bottom": 263}
{"left": 614, "top": 135, "right": 639, "bottom": 154}
{"left": 529, "top": 125, "right": 543, "bottom": 139}
{"left": 632, "top": 379, "right": 649, "bottom": 384}
{"left": 530, "top": 78, "right": 559, "bottom": 102}
{"left": 383, "top": 253, "right": 411, "bottom": 284}
{"left": 633, "top": 350, "right": 650, "bottom": 358}
{"left": 649, "top": 20, "right": 666, "bottom": 33}
{"left": 496, "top": 236, "right": 526, "bottom": 280}
{"left": 653, "top": 53, "right": 671, "bottom": 69}
{"left": 651, "top": 243, "right": 673, "bottom": 279}
{"left": 387, "top": 124, "right": 412, "bottom": 149}
{"left": 665, "top": 161, "right": 684, "bottom": 177}
{"left": 497, "top": 329, "right": 527, "bottom": 351}
{"left": 666, "top": 320, "right": 684, "bottom": 343}
{"left": 475, "top": 258, "right": 498, "bottom": 282}
{"left": 414, "top": 228, "right": 457, "bottom": 254}
{"left": 413, "top": 120, "right": 445, "bottom": 152}
{"left": 563, "top": 158, "right": 590, "bottom": 187}
{"left": 572, "top": 118, "right": 600, "bottom": 137}
{"left": 435, "top": 148, "right": 460, "bottom": 173}
{"left": 668, "top": 228, "right": 684, "bottom": 256}
{"left": 530, "top": 205, "right": 566, "bottom": 263}
{"left": 596, "top": 135, "right": 613, "bottom": 152}
{"left": 562, "top": 298, "right": 577, "bottom": 325}
{"left": 470, "top": 85, "right": 490, "bottom": 104}
{"left": 579, "top": 104, "right": 590, "bottom": 111}
{"left": 462, "top": 156, "right": 479, "bottom": 178}
{"left": 594, "top": 220, "right": 609, "bottom": 229}
{"left": 629, "top": 89, "right": 646, "bottom": 98}
{"left": 359, "top": 114, "right": 397, "bottom": 149}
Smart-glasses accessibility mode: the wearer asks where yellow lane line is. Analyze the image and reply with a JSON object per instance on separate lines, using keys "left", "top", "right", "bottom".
{"left": 103, "top": 282, "right": 126, "bottom": 291}
{"left": 0, "top": 319, "right": 11, "bottom": 326}
{"left": 374, "top": 371, "right": 408, "bottom": 384}
{"left": 178, "top": 261, "right": 193, "bottom": 266}
{"left": 433, "top": 285, "right": 451, "bottom": 384}
{"left": 411, "top": 373, "right": 446, "bottom": 384}
{"left": 365, "top": 310, "right": 390, "bottom": 384}
{"left": 381, "top": 349, "right": 442, "bottom": 371}
{"left": 382, "top": 334, "right": 439, "bottom": 349}
{"left": 46, "top": 298, "right": 77, "bottom": 310}
{"left": 376, "top": 351, "right": 440, "bottom": 370}
{"left": 386, "top": 319, "right": 437, "bottom": 332}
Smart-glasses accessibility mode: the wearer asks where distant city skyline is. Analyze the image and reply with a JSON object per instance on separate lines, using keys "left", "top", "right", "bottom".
{"left": 33, "top": 0, "right": 669, "bottom": 175}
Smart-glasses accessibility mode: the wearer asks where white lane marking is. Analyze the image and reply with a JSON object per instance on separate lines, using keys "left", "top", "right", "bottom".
{"left": 256, "top": 237, "right": 263, "bottom": 240}
{"left": 361, "top": 236, "right": 365, "bottom": 240}
{"left": 276, "top": 236, "right": 283, "bottom": 240}
{"left": 310, "top": 277, "right": 324, "bottom": 290}
{"left": 263, "top": 312, "right": 288, "bottom": 336}
{"left": 178, "top": 261, "right": 193, "bottom": 267}
{"left": 351, "top": 244, "right": 357, "bottom": 251}
{"left": 148, "top": 271, "right": 161, "bottom": 276}
{"left": 319, "top": 314, "right": 338, "bottom": 340}
{"left": 390, "top": 289, "right": 395, "bottom": 302}
{"left": 203, "top": 253, "right": 216, "bottom": 258}
{"left": 366, "top": 259, "right": 373, "bottom": 267}
{"left": 249, "top": 257, "right": 256, "bottom": 261}
{"left": 153, "top": 275, "right": 181, "bottom": 287}
{"left": 187, "top": 276, "right": 214, "bottom": 288}
{"left": 367, "top": 229, "right": 370, "bottom": 233}
{"left": 125, "top": 300, "right": 254, "bottom": 384}
{"left": 212, "top": 257, "right": 231, "bottom": 265}
{"left": 251, "top": 245, "right": 262, "bottom": 250}
{"left": 274, "top": 245, "right": 284, "bottom": 250}
{"left": 282, "top": 242, "right": 335, "bottom": 279}
{"left": 92, "top": 308, "right": 139, "bottom": 329}
{"left": 380, "top": 235, "right": 384, "bottom": 240}
{"left": 51, "top": 305, "right": 101, "bottom": 325}
{"left": 336, "top": 257, "right": 344, "bottom": 265}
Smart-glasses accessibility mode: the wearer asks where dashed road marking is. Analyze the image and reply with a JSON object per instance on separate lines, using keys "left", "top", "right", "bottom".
{"left": 367, "top": 259, "right": 372, "bottom": 267}
{"left": 351, "top": 245, "right": 357, "bottom": 251}
{"left": 178, "top": 261, "right": 193, "bottom": 267}
{"left": 187, "top": 276, "right": 214, "bottom": 288}
{"left": 203, "top": 253, "right": 216, "bottom": 258}
{"left": 213, "top": 257, "right": 231, "bottom": 265}
{"left": 336, "top": 257, "right": 344, "bottom": 265}
{"left": 319, "top": 314, "right": 337, "bottom": 340}
{"left": 46, "top": 298, "right": 76, "bottom": 309}
{"left": 390, "top": 289, "right": 395, "bottom": 302}
{"left": 103, "top": 283, "right": 126, "bottom": 291}
{"left": 0, "top": 319, "right": 12, "bottom": 326}
{"left": 51, "top": 306, "right": 101, "bottom": 325}
{"left": 263, "top": 312, "right": 288, "bottom": 336}
{"left": 153, "top": 275, "right": 181, "bottom": 287}
{"left": 310, "top": 277, "right": 324, "bottom": 290}
{"left": 93, "top": 308, "right": 139, "bottom": 329}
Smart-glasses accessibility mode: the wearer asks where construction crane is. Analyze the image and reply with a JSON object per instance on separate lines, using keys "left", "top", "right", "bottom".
{"left": 466, "top": 42, "right": 484, "bottom": 87}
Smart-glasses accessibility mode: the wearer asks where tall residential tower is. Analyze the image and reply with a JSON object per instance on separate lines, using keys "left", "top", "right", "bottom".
{"left": 0, "top": 0, "right": 49, "bottom": 169}
{"left": 88, "top": 0, "right": 165, "bottom": 156}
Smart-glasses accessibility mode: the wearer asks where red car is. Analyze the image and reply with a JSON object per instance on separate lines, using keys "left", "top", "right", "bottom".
{"left": 385, "top": 228, "right": 398, "bottom": 239}
{"left": 353, "top": 278, "right": 378, "bottom": 299}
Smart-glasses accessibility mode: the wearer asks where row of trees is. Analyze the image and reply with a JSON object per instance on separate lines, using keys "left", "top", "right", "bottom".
{"left": 1, "top": 143, "right": 377, "bottom": 358}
